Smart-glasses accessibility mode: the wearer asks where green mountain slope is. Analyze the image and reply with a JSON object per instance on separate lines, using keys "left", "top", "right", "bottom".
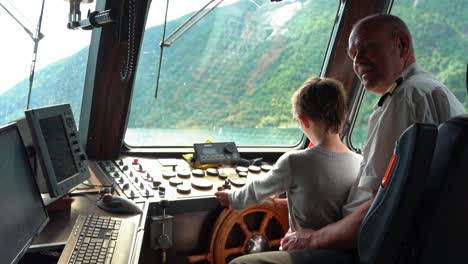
{"left": 129, "top": 0, "right": 337, "bottom": 128}
{"left": 0, "top": 0, "right": 466, "bottom": 138}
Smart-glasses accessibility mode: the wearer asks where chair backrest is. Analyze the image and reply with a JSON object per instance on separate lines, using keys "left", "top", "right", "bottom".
{"left": 415, "top": 114, "right": 468, "bottom": 263}
{"left": 358, "top": 123, "right": 438, "bottom": 264}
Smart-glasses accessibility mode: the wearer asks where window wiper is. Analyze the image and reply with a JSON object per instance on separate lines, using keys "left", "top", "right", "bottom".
{"left": 0, "top": 0, "right": 45, "bottom": 109}
{"left": 162, "top": 0, "right": 225, "bottom": 48}
{"left": 154, "top": 0, "right": 226, "bottom": 98}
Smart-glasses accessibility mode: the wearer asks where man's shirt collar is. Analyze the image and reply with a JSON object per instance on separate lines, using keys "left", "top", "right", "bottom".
{"left": 377, "top": 77, "right": 404, "bottom": 107}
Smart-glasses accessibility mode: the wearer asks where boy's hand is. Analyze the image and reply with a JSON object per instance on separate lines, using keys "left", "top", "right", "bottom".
{"left": 214, "top": 191, "right": 231, "bottom": 207}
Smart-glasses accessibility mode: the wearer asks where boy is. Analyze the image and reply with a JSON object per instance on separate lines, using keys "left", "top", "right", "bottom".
{"left": 215, "top": 77, "right": 362, "bottom": 231}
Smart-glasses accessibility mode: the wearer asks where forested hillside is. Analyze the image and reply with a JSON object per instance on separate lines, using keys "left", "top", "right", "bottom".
{"left": 128, "top": 0, "right": 337, "bottom": 129}
{"left": 0, "top": 48, "right": 88, "bottom": 124}
{"left": 0, "top": 0, "right": 466, "bottom": 144}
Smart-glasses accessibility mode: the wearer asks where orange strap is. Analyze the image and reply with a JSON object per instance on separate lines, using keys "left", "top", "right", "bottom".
{"left": 381, "top": 153, "right": 398, "bottom": 188}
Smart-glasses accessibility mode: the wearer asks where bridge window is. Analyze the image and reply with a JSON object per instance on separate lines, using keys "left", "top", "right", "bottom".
{"left": 351, "top": 0, "right": 468, "bottom": 150}
{"left": 125, "top": 0, "right": 339, "bottom": 147}
{"left": 0, "top": 1, "right": 95, "bottom": 127}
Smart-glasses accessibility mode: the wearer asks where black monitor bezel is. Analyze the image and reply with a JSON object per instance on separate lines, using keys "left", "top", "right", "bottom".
{"left": 0, "top": 122, "right": 50, "bottom": 264}
{"left": 24, "top": 103, "right": 89, "bottom": 198}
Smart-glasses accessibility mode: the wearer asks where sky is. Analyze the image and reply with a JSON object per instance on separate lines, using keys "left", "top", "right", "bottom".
{"left": 0, "top": 0, "right": 95, "bottom": 93}
{"left": 0, "top": 0, "right": 240, "bottom": 94}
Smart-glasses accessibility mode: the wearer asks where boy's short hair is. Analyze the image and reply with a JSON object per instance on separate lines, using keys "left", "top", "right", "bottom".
{"left": 291, "top": 77, "right": 347, "bottom": 134}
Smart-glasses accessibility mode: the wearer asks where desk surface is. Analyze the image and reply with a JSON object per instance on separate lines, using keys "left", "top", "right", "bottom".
{"left": 31, "top": 194, "right": 145, "bottom": 248}
{"left": 29, "top": 168, "right": 147, "bottom": 264}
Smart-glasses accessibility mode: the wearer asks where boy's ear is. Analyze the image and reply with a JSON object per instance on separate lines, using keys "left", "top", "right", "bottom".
{"left": 298, "top": 115, "right": 310, "bottom": 129}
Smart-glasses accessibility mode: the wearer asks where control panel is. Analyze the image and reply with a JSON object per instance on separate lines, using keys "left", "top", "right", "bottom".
{"left": 96, "top": 157, "right": 272, "bottom": 202}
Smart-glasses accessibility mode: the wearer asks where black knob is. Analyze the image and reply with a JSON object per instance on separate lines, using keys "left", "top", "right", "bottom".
{"left": 152, "top": 181, "right": 161, "bottom": 188}
{"left": 224, "top": 143, "right": 235, "bottom": 153}
{"left": 160, "top": 199, "right": 169, "bottom": 209}
{"left": 223, "top": 179, "right": 231, "bottom": 190}
{"left": 66, "top": 117, "right": 74, "bottom": 128}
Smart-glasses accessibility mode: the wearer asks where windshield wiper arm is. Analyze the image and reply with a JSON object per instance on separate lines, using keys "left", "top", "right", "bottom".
{"left": 0, "top": 0, "right": 46, "bottom": 109}
{"left": 154, "top": 0, "right": 225, "bottom": 99}
{"left": 0, "top": 2, "right": 44, "bottom": 42}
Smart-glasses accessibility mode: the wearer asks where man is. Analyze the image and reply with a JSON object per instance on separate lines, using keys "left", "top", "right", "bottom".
{"left": 229, "top": 13, "right": 464, "bottom": 264}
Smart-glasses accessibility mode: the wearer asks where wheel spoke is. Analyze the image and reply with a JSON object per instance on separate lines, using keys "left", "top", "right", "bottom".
{"left": 268, "top": 238, "right": 282, "bottom": 248}
{"left": 259, "top": 212, "right": 273, "bottom": 234}
{"left": 237, "top": 220, "right": 253, "bottom": 237}
{"left": 209, "top": 205, "right": 289, "bottom": 264}
{"left": 225, "top": 246, "right": 244, "bottom": 257}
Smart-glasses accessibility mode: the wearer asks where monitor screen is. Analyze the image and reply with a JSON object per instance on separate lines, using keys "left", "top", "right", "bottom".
{"left": 0, "top": 123, "right": 49, "bottom": 264}
{"left": 23, "top": 103, "right": 90, "bottom": 198}
{"left": 39, "top": 116, "right": 79, "bottom": 183}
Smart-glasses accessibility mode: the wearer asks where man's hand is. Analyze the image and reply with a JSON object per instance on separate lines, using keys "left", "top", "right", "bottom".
{"left": 272, "top": 197, "right": 288, "bottom": 206}
{"left": 262, "top": 197, "right": 288, "bottom": 208}
{"left": 281, "top": 229, "right": 319, "bottom": 250}
{"left": 280, "top": 198, "right": 374, "bottom": 251}
{"left": 214, "top": 191, "right": 231, "bottom": 207}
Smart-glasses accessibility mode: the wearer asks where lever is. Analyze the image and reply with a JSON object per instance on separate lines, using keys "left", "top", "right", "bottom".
{"left": 158, "top": 199, "right": 170, "bottom": 264}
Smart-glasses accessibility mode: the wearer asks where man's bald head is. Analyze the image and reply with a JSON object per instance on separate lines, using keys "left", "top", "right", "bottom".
{"left": 353, "top": 14, "right": 413, "bottom": 49}
{"left": 348, "top": 14, "right": 415, "bottom": 94}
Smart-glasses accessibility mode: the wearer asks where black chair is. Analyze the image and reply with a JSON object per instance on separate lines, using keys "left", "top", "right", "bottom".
{"left": 414, "top": 114, "right": 468, "bottom": 263}
{"left": 358, "top": 123, "right": 438, "bottom": 264}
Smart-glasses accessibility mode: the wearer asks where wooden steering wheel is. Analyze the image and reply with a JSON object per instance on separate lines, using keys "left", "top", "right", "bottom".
{"left": 187, "top": 203, "right": 289, "bottom": 264}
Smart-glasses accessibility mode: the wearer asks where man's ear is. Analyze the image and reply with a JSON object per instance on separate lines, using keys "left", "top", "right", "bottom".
{"left": 397, "top": 33, "right": 410, "bottom": 58}
{"left": 298, "top": 115, "right": 310, "bottom": 129}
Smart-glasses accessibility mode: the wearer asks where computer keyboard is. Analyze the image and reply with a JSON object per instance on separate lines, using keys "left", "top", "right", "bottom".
{"left": 58, "top": 215, "right": 136, "bottom": 264}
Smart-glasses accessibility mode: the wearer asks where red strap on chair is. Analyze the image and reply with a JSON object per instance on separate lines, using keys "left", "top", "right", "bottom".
{"left": 381, "top": 153, "right": 398, "bottom": 188}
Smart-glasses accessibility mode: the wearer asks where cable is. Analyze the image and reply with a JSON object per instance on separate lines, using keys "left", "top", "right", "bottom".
{"left": 79, "top": 181, "right": 114, "bottom": 189}
{"left": 120, "top": 0, "right": 137, "bottom": 82}
{"left": 69, "top": 181, "right": 115, "bottom": 198}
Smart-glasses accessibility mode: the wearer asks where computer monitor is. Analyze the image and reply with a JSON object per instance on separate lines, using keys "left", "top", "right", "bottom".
{"left": 0, "top": 122, "right": 49, "bottom": 264}
{"left": 18, "top": 103, "right": 90, "bottom": 198}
